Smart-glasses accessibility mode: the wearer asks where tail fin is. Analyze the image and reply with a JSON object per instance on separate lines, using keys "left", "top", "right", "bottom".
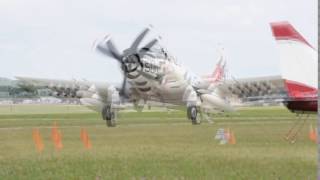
{"left": 211, "top": 57, "right": 226, "bottom": 83}
{"left": 203, "top": 53, "right": 227, "bottom": 84}
{"left": 270, "top": 21, "right": 317, "bottom": 95}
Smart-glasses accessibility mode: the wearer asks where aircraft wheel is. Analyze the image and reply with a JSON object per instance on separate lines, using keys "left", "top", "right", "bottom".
{"left": 187, "top": 106, "right": 200, "bottom": 125}
{"left": 102, "top": 105, "right": 116, "bottom": 127}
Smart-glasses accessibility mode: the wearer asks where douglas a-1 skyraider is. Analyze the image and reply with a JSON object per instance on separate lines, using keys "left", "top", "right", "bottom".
{"left": 86, "top": 25, "right": 235, "bottom": 126}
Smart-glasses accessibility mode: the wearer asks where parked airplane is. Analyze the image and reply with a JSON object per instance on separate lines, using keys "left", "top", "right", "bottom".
{"left": 220, "top": 21, "right": 317, "bottom": 113}
{"left": 16, "top": 21, "right": 317, "bottom": 129}
{"left": 217, "top": 21, "right": 317, "bottom": 143}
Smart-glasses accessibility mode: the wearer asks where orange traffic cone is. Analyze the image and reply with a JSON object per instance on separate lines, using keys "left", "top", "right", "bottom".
{"left": 51, "top": 122, "right": 63, "bottom": 150}
{"left": 32, "top": 128, "right": 44, "bottom": 153}
{"left": 229, "top": 131, "right": 236, "bottom": 145}
{"left": 85, "top": 130, "right": 92, "bottom": 149}
{"left": 81, "top": 128, "right": 92, "bottom": 149}
{"left": 309, "top": 125, "right": 317, "bottom": 143}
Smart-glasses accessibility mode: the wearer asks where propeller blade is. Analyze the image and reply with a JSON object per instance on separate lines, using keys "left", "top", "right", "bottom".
{"left": 130, "top": 25, "right": 152, "bottom": 50}
{"left": 139, "top": 38, "right": 160, "bottom": 57}
{"left": 96, "top": 44, "right": 117, "bottom": 59}
{"left": 107, "top": 39, "right": 122, "bottom": 60}
{"left": 144, "top": 38, "right": 159, "bottom": 50}
{"left": 95, "top": 35, "right": 123, "bottom": 61}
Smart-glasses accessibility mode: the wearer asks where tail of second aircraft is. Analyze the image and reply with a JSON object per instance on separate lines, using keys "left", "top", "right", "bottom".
{"left": 270, "top": 21, "right": 317, "bottom": 112}
{"left": 202, "top": 52, "right": 227, "bottom": 84}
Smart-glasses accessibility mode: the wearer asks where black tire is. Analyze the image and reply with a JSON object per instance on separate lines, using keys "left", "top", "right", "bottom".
{"left": 187, "top": 106, "right": 200, "bottom": 125}
{"left": 102, "top": 105, "right": 116, "bottom": 127}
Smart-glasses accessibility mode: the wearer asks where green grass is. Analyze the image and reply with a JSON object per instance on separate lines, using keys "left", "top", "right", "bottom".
{"left": 0, "top": 105, "right": 317, "bottom": 179}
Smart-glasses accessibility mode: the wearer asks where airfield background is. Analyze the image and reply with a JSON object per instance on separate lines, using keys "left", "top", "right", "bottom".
{"left": 0, "top": 77, "right": 79, "bottom": 104}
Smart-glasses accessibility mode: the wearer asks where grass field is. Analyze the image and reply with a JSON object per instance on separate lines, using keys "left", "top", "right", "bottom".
{"left": 0, "top": 105, "right": 317, "bottom": 179}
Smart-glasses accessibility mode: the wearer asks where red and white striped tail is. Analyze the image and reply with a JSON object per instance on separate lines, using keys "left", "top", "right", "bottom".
{"left": 270, "top": 21, "right": 317, "bottom": 98}
{"left": 203, "top": 55, "right": 226, "bottom": 84}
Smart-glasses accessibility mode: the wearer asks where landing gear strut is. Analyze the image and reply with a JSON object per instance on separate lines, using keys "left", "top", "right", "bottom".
{"left": 102, "top": 105, "right": 116, "bottom": 127}
{"left": 187, "top": 106, "right": 200, "bottom": 125}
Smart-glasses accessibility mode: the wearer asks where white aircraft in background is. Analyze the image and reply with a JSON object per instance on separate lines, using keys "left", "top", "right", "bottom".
{"left": 270, "top": 21, "right": 317, "bottom": 112}
{"left": 16, "top": 21, "right": 317, "bottom": 130}
{"left": 219, "top": 21, "right": 317, "bottom": 113}
{"left": 218, "top": 21, "right": 317, "bottom": 142}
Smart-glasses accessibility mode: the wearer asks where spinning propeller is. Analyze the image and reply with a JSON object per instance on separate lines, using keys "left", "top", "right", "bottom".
{"left": 95, "top": 26, "right": 160, "bottom": 100}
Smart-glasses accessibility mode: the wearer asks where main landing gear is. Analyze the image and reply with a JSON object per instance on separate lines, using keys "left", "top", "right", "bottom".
{"left": 102, "top": 105, "right": 116, "bottom": 127}
{"left": 187, "top": 106, "right": 200, "bottom": 125}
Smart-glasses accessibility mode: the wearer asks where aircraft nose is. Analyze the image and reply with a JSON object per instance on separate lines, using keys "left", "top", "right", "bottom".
{"left": 122, "top": 54, "right": 141, "bottom": 73}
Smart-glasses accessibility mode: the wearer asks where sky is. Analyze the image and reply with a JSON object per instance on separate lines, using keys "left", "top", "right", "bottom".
{"left": 0, "top": 0, "right": 317, "bottom": 82}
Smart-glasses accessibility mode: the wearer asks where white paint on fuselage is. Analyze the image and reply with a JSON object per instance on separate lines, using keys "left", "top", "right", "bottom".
{"left": 125, "top": 54, "right": 233, "bottom": 113}
{"left": 277, "top": 40, "right": 317, "bottom": 89}
{"left": 127, "top": 56, "right": 198, "bottom": 105}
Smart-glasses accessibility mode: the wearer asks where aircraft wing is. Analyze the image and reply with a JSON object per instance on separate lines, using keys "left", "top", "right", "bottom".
{"left": 15, "top": 76, "right": 119, "bottom": 111}
{"left": 16, "top": 76, "right": 88, "bottom": 90}
{"left": 216, "top": 75, "right": 288, "bottom": 105}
